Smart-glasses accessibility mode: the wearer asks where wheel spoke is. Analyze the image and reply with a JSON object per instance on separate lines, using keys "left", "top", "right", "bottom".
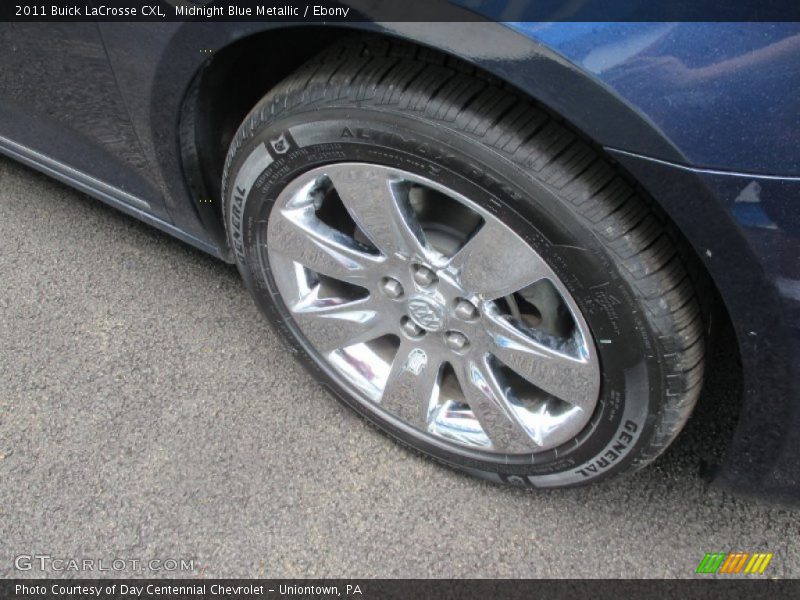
{"left": 290, "top": 289, "right": 389, "bottom": 354}
{"left": 455, "top": 358, "right": 539, "bottom": 453}
{"left": 483, "top": 311, "right": 598, "bottom": 411}
{"left": 379, "top": 343, "right": 442, "bottom": 430}
{"left": 327, "top": 165, "right": 432, "bottom": 262}
{"left": 267, "top": 162, "right": 601, "bottom": 455}
{"left": 269, "top": 207, "right": 385, "bottom": 284}
{"left": 449, "top": 221, "right": 550, "bottom": 300}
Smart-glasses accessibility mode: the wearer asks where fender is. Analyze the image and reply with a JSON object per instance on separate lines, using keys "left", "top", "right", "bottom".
{"left": 100, "top": 19, "right": 688, "bottom": 245}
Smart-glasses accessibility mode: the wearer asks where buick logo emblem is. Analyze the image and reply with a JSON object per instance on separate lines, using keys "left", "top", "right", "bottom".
{"left": 407, "top": 296, "right": 445, "bottom": 332}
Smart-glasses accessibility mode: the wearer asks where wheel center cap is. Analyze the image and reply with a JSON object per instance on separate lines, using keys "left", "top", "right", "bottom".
{"left": 406, "top": 295, "right": 446, "bottom": 332}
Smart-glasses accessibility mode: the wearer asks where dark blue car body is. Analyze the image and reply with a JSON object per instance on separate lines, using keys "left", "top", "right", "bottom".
{"left": 1, "top": 15, "right": 798, "bottom": 500}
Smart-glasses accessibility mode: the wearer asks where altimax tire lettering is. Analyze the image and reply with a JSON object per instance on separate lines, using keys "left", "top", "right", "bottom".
{"left": 341, "top": 127, "right": 369, "bottom": 140}
{"left": 339, "top": 126, "right": 457, "bottom": 164}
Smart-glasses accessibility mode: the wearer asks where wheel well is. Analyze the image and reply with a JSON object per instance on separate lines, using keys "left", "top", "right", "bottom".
{"left": 180, "top": 27, "right": 355, "bottom": 256}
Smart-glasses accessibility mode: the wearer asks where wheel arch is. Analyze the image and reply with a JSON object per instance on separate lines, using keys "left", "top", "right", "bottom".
{"left": 169, "top": 22, "right": 689, "bottom": 258}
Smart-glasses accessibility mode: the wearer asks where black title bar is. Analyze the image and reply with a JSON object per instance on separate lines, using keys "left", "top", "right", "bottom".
{"left": 3, "top": 0, "right": 800, "bottom": 22}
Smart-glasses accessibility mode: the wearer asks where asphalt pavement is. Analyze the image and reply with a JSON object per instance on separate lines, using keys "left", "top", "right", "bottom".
{"left": 1, "top": 155, "right": 798, "bottom": 578}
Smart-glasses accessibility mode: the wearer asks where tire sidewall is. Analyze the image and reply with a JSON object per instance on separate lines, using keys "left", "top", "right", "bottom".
{"left": 225, "top": 107, "right": 665, "bottom": 487}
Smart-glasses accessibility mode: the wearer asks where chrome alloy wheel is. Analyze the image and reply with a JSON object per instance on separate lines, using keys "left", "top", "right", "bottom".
{"left": 267, "top": 163, "right": 600, "bottom": 454}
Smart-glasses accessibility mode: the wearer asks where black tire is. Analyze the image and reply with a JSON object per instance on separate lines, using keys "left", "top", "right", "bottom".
{"left": 222, "top": 37, "right": 706, "bottom": 488}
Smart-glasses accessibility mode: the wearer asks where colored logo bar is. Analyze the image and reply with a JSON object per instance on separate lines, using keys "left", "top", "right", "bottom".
{"left": 696, "top": 552, "right": 773, "bottom": 574}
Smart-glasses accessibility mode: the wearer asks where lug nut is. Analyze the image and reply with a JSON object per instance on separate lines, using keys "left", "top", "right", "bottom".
{"left": 412, "top": 264, "right": 438, "bottom": 287}
{"left": 401, "top": 317, "right": 425, "bottom": 339}
{"left": 454, "top": 298, "right": 479, "bottom": 321}
{"left": 445, "top": 331, "right": 470, "bottom": 352}
{"left": 380, "top": 277, "right": 404, "bottom": 299}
